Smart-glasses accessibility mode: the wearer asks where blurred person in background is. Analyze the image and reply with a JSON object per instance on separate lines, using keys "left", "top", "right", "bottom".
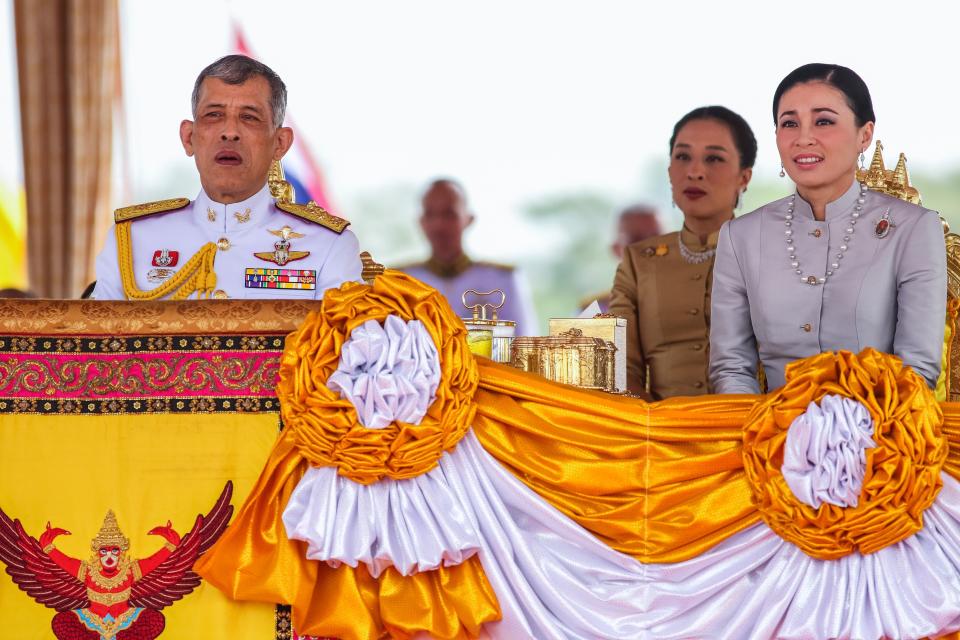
{"left": 609, "top": 106, "right": 756, "bottom": 398}
{"left": 399, "top": 178, "right": 537, "bottom": 335}
{"left": 580, "top": 204, "right": 662, "bottom": 312}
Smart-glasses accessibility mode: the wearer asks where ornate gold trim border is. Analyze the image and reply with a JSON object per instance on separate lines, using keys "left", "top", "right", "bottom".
{"left": 0, "top": 299, "right": 319, "bottom": 335}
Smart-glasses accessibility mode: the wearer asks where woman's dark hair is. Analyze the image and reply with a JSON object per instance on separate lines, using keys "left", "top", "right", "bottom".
{"left": 669, "top": 106, "right": 757, "bottom": 169}
{"left": 772, "top": 63, "right": 875, "bottom": 127}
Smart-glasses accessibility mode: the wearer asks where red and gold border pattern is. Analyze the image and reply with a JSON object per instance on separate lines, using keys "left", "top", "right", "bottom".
{"left": 0, "top": 332, "right": 288, "bottom": 413}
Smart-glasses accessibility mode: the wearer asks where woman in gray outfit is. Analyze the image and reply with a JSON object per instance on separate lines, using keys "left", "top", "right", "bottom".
{"left": 709, "top": 63, "right": 946, "bottom": 394}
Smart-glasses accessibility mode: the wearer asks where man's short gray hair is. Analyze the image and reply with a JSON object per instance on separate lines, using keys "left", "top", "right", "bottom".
{"left": 191, "top": 55, "right": 287, "bottom": 128}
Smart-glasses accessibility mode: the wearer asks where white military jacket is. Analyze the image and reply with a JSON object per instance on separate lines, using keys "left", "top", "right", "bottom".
{"left": 710, "top": 180, "right": 947, "bottom": 394}
{"left": 93, "top": 184, "right": 362, "bottom": 300}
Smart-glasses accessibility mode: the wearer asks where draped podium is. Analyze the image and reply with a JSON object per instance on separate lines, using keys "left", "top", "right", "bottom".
{"left": 4, "top": 275, "right": 960, "bottom": 639}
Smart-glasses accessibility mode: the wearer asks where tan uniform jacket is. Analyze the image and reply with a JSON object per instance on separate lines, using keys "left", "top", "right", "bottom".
{"left": 608, "top": 228, "right": 718, "bottom": 399}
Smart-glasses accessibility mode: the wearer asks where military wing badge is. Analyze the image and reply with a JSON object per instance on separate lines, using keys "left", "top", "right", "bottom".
{"left": 254, "top": 226, "right": 310, "bottom": 266}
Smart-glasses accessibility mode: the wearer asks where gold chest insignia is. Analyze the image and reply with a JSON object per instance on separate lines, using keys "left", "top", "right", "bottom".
{"left": 254, "top": 226, "right": 310, "bottom": 266}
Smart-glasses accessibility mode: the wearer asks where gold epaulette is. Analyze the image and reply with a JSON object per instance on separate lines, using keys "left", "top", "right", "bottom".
{"left": 276, "top": 200, "right": 350, "bottom": 234}
{"left": 114, "top": 198, "right": 190, "bottom": 223}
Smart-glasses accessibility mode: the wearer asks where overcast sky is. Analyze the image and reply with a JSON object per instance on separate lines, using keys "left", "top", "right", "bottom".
{"left": 2, "top": 0, "right": 957, "bottom": 255}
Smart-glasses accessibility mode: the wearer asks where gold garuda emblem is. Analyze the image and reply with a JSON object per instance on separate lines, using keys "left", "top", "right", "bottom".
{"left": 0, "top": 482, "right": 233, "bottom": 640}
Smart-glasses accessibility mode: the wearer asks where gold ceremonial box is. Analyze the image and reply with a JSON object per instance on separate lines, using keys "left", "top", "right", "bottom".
{"left": 548, "top": 315, "right": 626, "bottom": 392}
{"left": 510, "top": 328, "right": 617, "bottom": 392}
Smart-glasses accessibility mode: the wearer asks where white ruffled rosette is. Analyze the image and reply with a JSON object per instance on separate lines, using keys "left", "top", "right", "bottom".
{"left": 325, "top": 315, "right": 441, "bottom": 429}
{"left": 781, "top": 394, "right": 877, "bottom": 509}
{"left": 284, "top": 314, "right": 482, "bottom": 577}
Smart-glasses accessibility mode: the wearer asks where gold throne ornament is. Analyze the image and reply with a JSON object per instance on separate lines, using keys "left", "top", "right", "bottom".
{"left": 856, "top": 140, "right": 922, "bottom": 205}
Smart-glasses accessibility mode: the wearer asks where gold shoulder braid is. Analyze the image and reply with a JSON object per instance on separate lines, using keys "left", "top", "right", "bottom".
{"left": 276, "top": 200, "right": 350, "bottom": 233}
{"left": 116, "top": 222, "right": 218, "bottom": 300}
{"left": 114, "top": 198, "right": 190, "bottom": 223}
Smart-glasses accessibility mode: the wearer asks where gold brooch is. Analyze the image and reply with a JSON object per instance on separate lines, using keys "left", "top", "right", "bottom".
{"left": 207, "top": 208, "right": 217, "bottom": 222}
{"left": 234, "top": 208, "right": 251, "bottom": 224}
{"left": 655, "top": 244, "right": 669, "bottom": 256}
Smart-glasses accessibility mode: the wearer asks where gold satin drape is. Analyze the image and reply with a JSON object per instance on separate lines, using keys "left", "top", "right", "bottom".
{"left": 474, "top": 358, "right": 761, "bottom": 563}
{"left": 474, "top": 356, "right": 960, "bottom": 564}
{"left": 194, "top": 290, "right": 960, "bottom": 636}
{"left": 14, "top": 0, "right": 119, "bottom": 297}
{"left": 194, "top": 427, "right": 501, "bottom": 640}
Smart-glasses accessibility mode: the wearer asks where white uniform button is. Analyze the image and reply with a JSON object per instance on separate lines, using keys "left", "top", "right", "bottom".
{"left": 217, "top": 237, "right": 231, "bottom": 251}
{"left": 801, "top": 323, "right": 812, "bottom": 332}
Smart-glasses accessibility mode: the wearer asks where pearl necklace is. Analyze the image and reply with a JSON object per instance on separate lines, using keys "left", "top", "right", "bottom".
{"left": 677, "top": 233, "right": 716, "bottom": 264}
{"left": 786, "top": 183, "right": 867, "bottom": 286}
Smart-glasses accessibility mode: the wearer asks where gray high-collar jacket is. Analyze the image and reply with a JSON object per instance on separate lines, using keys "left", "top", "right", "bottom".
{"left": 709, "top": 180, "right": 947, "bottom": 394}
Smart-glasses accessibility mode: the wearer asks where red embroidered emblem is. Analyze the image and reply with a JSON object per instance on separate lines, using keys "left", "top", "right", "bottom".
{"left": 151, "top": 250, "right": 179, "bottom": 267}
{"left": 0, "top": 482, "right": 233, "bottom": 639}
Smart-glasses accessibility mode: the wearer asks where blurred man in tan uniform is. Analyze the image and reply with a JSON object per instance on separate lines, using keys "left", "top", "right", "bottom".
{"left": 581, "top": 204, "right": 661, "bottom": 312}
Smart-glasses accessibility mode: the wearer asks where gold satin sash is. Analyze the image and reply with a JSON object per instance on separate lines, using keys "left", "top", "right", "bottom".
{"left": 193, "top": 428, "right": 500, "bottom": 640}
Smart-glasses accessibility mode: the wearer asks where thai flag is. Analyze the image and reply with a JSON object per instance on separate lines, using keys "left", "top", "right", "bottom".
{"left": 233, "top": 27, "right": 338, "bottom": 214}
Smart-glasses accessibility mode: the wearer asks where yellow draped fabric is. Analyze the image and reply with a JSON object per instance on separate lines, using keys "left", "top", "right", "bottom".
{"left": 474, "top": 355, "right": 958, "bottom": 563}
{"left": 199, "top": 350, "right": 960, "bottom": 631}
{"left": 193, "top": 428, "right": 501, "bottom": 640}
{"left": 194, "top": 271, "right": 960, "bottom": 635}
{"left": 473, "top": 358, "right": 761, "bottom": 563}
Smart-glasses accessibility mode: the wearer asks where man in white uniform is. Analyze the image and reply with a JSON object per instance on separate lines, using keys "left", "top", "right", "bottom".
{"left": 93, "top": 55, "right": 361, "bottom": 300}
{"left": 398, "top": 179, "right": 537, "bottom": 335}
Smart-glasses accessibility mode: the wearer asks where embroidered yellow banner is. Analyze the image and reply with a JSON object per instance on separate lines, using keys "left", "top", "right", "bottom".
{"left": 0, "top": 413, "right": 279, "bottom": 638}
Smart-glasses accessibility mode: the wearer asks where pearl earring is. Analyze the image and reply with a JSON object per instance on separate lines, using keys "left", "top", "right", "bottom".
{"left": 779, "top": 164, "right": 786, "bottom": 178}
{"left": 859, "top": 152, "right": 865, "bottom": 171}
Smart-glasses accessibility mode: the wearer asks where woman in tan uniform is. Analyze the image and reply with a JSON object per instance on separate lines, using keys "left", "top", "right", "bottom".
{"left": 609, "top": 106, "right": 756, "bottom": 398}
